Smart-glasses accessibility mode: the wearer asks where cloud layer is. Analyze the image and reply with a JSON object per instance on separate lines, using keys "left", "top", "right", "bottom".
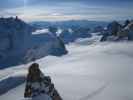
{"left": 0, "top": 0, "right": 133, "bottom": 21}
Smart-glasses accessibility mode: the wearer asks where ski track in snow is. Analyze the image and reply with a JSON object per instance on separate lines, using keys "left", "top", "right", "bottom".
{"left": 79, "top": 83, "right": 109, "bottom": 100}
{"left": 0, "top": 40, "right": 133, "bottom": 100}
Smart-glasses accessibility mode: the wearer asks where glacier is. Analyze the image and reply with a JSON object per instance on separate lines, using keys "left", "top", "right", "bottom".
{"left": 0, "top": 39, "right": 133, "bottom": 100}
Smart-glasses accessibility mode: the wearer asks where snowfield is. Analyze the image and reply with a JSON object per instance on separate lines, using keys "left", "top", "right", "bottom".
{"left": 0, "top": 39, "right": 133, "bottom": 100}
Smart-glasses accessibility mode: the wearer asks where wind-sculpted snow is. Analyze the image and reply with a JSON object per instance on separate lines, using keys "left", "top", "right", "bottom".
{"left": 0, "top": 41, "right": 133, "bottom": 100}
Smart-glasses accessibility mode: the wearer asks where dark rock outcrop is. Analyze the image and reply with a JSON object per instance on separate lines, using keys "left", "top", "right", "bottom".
{"left": 107, "top": 21, "right": 122, "bottom": 36}
{"left": 101, "top": 20, "right": 133, "bottom": 41}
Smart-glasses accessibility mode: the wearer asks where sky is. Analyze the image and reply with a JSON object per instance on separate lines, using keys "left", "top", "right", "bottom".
{"left": 0, "top": 0, "right": 133, "bottom": 22}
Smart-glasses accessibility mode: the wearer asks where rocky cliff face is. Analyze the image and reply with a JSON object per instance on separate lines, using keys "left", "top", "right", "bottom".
{"left": 124, "top": 21, "right": 133, "bottom": 40}
{"left": 0, "top": 17, "right": 35, "bottom": 49}
{"left": 23, "top": 31, "right": 68, "bottom": 63}
{"left": 0, "top": 17, "right": 67, "bottom": 68}
{"left": 0, "top": 17, "right": 35, "bottom": 64}
{"left": 101, "top": 20, "right": 133, "bottom": 41}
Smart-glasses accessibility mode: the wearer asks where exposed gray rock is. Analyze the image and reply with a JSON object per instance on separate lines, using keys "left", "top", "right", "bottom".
{"left": 101, "top": 20, "right": 133, "bottom": 41}
{"left": 107, "top": 21, "right": 122, "bottom": 36}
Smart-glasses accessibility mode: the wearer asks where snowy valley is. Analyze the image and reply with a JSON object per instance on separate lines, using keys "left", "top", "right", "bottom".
{"left": 0, "top": 17, "right": 133, "bottom": 100}
{"left": 0, "top": 40, "right": 133, "bottom": 100}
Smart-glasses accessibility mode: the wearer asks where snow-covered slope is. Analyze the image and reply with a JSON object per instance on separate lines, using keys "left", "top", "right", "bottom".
{"left": 0, "top": 40, "right": 133, "bottom": 100}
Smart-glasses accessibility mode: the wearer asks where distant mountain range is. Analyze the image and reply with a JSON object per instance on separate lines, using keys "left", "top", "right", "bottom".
{"left": 0, "top": 17, "right": 132, "bottom": 69}
{"left": 30, "top": 20, "right": 108, "bottom": 29}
